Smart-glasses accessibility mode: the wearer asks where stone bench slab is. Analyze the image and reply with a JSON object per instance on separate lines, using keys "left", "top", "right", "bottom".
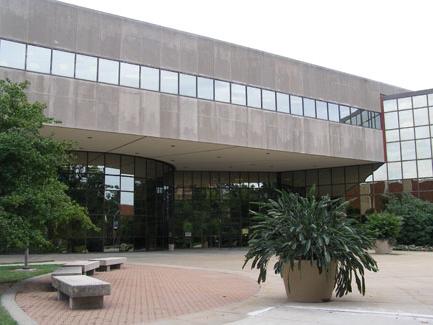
{"left": 54, "top": 275, "right": 111, "bottom": 309}
{"left": 63, "top": 260, "right": 100, "bottom": 275}
{"left": 90, "top": 257, "right": 127, "bottom": 271}
{"left": 51, "top": 267, "right": 82, "bottom": 289}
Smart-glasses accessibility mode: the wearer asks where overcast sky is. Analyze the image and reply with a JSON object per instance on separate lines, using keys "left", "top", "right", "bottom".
{"left": 61, "top": 0, "right": 432, "bottom": 91}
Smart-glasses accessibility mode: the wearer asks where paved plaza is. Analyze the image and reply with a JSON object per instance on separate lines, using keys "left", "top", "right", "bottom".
{"left": 1, "top": 249, "right": 433, "bottom": 324}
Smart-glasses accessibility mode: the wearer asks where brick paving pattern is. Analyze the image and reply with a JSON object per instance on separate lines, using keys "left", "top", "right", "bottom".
{"left": 15, "top": 264, "right": 258, "bottom": 324}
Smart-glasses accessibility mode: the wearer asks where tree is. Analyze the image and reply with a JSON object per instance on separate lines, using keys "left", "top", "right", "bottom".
{"left": 0, "top": 79, "right": 96, "bottom": 267}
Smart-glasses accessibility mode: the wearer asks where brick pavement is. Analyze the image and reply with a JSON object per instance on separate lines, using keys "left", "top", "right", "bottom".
{"left": 15, "top": 264, "right": 259, "bottom": 324}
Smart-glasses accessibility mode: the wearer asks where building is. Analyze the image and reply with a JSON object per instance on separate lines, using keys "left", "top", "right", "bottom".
{"left": 0, "top": 0, "right": 417, "bottom": 251}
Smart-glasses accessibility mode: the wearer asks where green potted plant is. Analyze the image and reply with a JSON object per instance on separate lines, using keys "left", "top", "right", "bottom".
{"left": 366, "top": 212, "right": 401, "bottom": 254}
{"left": 243, "top": 188, "right": 378, "bottom": 302}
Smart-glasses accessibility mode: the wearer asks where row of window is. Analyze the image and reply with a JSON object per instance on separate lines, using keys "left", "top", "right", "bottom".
{"left": 386, "top": 125, "right": 433, "bottom": 142}
{"left": 384, "top": 106, "right": 433, "bottom": 130}
{"left": 384, "top": 95, "right": 433, "bottom": 112}
{"left": 374, "top": 159, "right": 433, "bottom": 181}
{"left": 0, "top": 38, "right": 381, "bottom": 129}
{"left": 386, "top": 139, "right": 433, "bottom": 161}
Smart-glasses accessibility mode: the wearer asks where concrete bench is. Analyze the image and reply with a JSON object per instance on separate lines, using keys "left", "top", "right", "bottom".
{"left": 51, "top": 266, "right": 82, "bottom": 289}
{"left": 54, "top": 275, "right": 111, "bottom": 309}
{"left": 63, "top": 260, "right": 100, "bottom": 275}
{"left": 90, "top": 257, "right": 127, "bottom": 271}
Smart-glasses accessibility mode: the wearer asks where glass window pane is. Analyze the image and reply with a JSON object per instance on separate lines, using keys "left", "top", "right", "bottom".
{"left": 52, "top": 50, "right": 74, "bottom": 77}
{"left": 401, "top": 140, "right": 416, "bottom": 160}
{"left": 140, "top": 66, "right": 159, "bottom": 91}
{"left": 413, "top": 95, "right": 427, "bottom": 108}
{"left": 373, "top": 164, "right": 387, "bottom": 181}
{"left": 290, "top": 95, "right": 303, "bottom": 116}
{"left": 276, "top": 92, "right": 289, "bottom": 113}
{"left": 415, "top": 126, "right": 430, "bottom": 139}
{"left": 383, "top": 99, "right": 397, "bottom": 112}
{"left": 328, "top": 103, "right": 339, "bottom": 122}
{"left": 398, "top": 97, "right": 412, "bottom": 110}
{"left": 231, "top": 83, "right": 246, "bottom": 105}
{"left": 75, "top": 54, "right": 97, "bottom": 81}
{"left": 413, "top": 108, "right": 428, "bottom": 126}
{"left": 98, "top": 58, "right": 119, "bottom": 85}
{"left": 121, "top": 176, "right": 134, "bottom": 191}
{"left": 197, "top": 77, "right": 213, "bottom": 100}
{"left": 119, "top": 62, "right": 139, "bottom": 88}
{"left": 388, "top": 162, "right": 402, "bottom": 180}
{"left": 374, "top": 112, "right": 382, "bottom": 130}
{"left": 214, "top": 80, "right": 230, "bottom": 103}
{"left": 339, "top": 105, "right": 351, "bottom": 124}
{"left": 26, "top": 45, "right": 51, "bottom": 73}
{"left": 416, "top": 139, "right": 431, "bottom": 159}
{"left": 303, "top": 98, "right": 315, "bottom": 117}
{"left": 262, "top": 90, "right": 275, "bottom": 110}
{"left": 386, "top": 142, "right": 400, "bottom": 161}
{"left": 316, "top": 101, "right": 328, "bottom": 120}
{"left": 179, "top": 73, "right": 196, "bottom": 97}
{"left": 351, "top": 108, "right": 362, "bottom": 126}
{"left": 429, "top": 94, "right": 433, "bottom": 107}
{"left": 361, "top": 110, "right": 370, "bottom": 127}
{"left": 402, "top": 161, "right": 417, "bottom": 179}
{"left": 418, "top": 159, "right": 433, "bottom": 178}
{"left": 160, "top": 70, "right": 178, "bottom": 94}
{"left": 400, "top": 127, "right": 414, "bottom": 140}
{"left": 386, "top": 129, "right": 399, "bottom": 142}
{"left": 399, "top": 110, "right": 413, "bottom": 127}
{"left": 0, "top": 40, "right": 25, "bottom": 69}
{"left": 247, "top": 86, "right": 261, "bottom": 108}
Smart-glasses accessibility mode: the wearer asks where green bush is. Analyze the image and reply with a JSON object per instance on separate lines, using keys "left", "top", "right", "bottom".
{"left": 384, "top": 193, "right": 433, "bottom": 246}
{"left": 366, "top": 212, "right": 401, "bottom": 241}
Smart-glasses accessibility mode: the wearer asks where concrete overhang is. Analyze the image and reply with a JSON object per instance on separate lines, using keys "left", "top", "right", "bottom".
{"left": 41, "top": 125, "right": 382, "bottom": 172}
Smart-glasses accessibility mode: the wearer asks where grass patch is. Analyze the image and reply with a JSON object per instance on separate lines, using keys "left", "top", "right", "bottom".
{"left": 0, "top": 264, "right": 59, "bottom": 284}
{"left": 0, "top": 264, "right": 60, "bottom": 324}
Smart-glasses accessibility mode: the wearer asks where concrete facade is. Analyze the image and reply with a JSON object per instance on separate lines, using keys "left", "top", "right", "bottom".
{"left": 0, "top": 0, "right": 406, "bottom": 171}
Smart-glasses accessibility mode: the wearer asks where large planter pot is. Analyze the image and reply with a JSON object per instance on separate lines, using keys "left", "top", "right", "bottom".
{"left": 282, "top": 260, "right": 337, "bottom": 302}
{"left": 374, "top": 239, "right": 392, "bottom": 254}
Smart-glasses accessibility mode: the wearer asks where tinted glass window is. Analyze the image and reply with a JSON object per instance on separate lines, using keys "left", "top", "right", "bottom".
{"left": 328, "top": 103, "right": 339, "bottom": 122}
{"left": 303, "top": 98, "right": 315, "bottom": 117}
{"left": 197, "top": 77, "right": 213, "bottom": 100}
{"left": 418, "top": 159, "right": 433, "bottom": 178}
{"left": 386, "top": 142, "right": 400, "bottom": 161}
{"left": 247, "top": 87, "right": 261, "bottom": 108}
{"left": 119, "top": 62, "right": 139, "bottom": 88}
{"left": 361, "top": 110, "right": 370, "bottom": 127}
{"left": 339, "top": 105, "right": 351, "bottom": 124}
{"left": 231, "top": 83, "right": 246, "bottom": 105}
{"left": 388, "top": 162, "right": 402, "bottom": 180}
{"left": 402, "top": 160, "right": 417, "bottom": 179}
{"left": 351, "top": 108, "right": 363, "bottom": 126}
{"left": 399, "top": 110, "right": 413, "bottom": 127}
{"left": 0, "top": 40, "right": 25, "bottom": 69}
{"left": 262, "top": 90, "right": 276, "bottom": 110}
{"left": 98, "top": 58, "right": 119, "bottom": 85}
{"left": 401, "top": 140, "right": 416, "bottom": 160}
{"left": 416, "top": 139, "right": 431, "bottom": 159}
{"left": 384, "top": 112, "right": 399, "bottom": 129}
{"left": 316, "top": 101, "right": 327, "bottom": 120}
{"left": 214, "top": 80, "right": 230, "bottom": 103}
{"left": 52, "top": 50, "right": 74, "bottom": 77}
{"left": 413, "top": 108, "right": 428, "bottom": 126}
{"left": 400, "top": 127, "right": 414, "bottom": 140}
{"left": 412, "top": 95, "right": 427, "bottom": 108}
{"left": 26, "top": 45, "right": 51, "bottom": 73}
{"left": 160, "top": 70, "right": 178, "bottom": 94}
{"left": 383, "top": 99, "right": 397, "bottom": 112}
{"left": 276, "top": 92, "right": 290, "bottom": 113}
{"left": 75, "top": 54, "right": 97, "bottom": 81}
{"left": 179, "top": 73, "right": 196, "bottom": 97}
{"left": 140, "top": 66, "right": 159, "bottom": 91}
{"left": 290, "top": 95, "right": 303, "bottom": 115}
{"left": 398, "top": 97, "right": 412, "bottom": 110}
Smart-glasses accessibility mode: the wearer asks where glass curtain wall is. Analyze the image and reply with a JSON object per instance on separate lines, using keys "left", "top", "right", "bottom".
{"left": 61, "top": 151, "right": 174, "bottom": 252}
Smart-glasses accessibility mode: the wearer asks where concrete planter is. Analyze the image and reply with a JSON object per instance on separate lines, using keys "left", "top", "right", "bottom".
{"left": 282, "top": 261, "right": 336, "bottom": 302}
{"left": 374, "top": 239, "right": 393, "bottom": 254}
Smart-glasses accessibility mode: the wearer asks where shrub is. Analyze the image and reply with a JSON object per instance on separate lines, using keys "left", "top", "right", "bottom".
{"left": 384, "top": 194, "right": 433, "bottom": 246}
{"left": 366, "top": 212, "right": 401, "bottom": 241}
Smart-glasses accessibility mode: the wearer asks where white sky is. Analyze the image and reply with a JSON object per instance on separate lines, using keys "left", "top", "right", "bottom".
{"left": 61, "top": 0, "right": 433, "bottom": 91}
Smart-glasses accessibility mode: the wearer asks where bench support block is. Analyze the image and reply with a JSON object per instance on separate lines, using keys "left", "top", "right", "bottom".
{"left": 57, "top": 291, "right": 68, "bottom": 301}
{"left": 69, "top": 296, "right": 104, "bottom": 309}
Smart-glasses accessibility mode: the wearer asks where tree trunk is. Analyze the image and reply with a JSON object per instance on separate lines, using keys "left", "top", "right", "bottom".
{"left": 23, "top": 247, "right": 29, "bottom": 269}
